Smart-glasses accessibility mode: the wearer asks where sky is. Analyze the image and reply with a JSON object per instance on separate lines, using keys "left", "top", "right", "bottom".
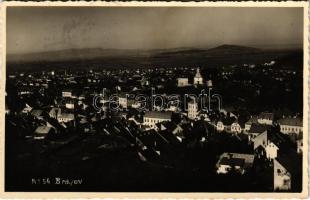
{"left": 7, "top": 7, "right": 304, "bottom": 54}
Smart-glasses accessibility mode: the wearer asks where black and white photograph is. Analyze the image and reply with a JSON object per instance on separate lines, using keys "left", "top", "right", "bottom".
{"left": 3, "top": 2, "right": 308, "bottom": 196}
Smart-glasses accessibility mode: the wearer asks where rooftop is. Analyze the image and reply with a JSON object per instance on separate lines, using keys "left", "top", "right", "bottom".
{"left": 35, "top": 126, "right": 51, "bottom": 134}
{"left": 144, "top": 111, "right": 172, "bottom": 120}
{"left": 258, "top": 112, "right": 274, "bottom": 120}
{"left": 249, "top": 123, "right": 270, "bottom": 134}
{"left": 278, "top": 117, "right": 302, "bottom": 127}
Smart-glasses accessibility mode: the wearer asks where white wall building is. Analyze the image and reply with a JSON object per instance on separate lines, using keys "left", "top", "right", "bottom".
{"left": 193, "top": 68, "right": 203, "bottom": 85}
{"left": 297, "top": 139, "right": 303, "bottom": 154}
{"left": 231, "top": 122, "right": 242, "bottom": 133}
{"left": 58, "top": 113, "right": 75, "bottom": 123}
{"left": 216, "top": 121, "right": 225, "bottom": 132}
{"left": 265, "top": 142, "right": 279, "bottom": 160}
{"left": 278, "top": 117, "right": 302, "bottom": 135}
{"left": 62, "top": 90, "right": 72, "bottom": 98}
{"left": 253, "top": 131, "right": 279, "bottom": 160}
{"left": 188, "top": 100, "right": 199, "bottom": 120}
{"left": 118, "top": 96, "right": 128, "bottom": 109}
{"left": 143, "top": 111, "right": 172, "bottom": 129}
{"left": 65, "top": 102, "right": 75, "bottom": 110}
{"left": 177, "top": 78, "right": 189, "bottom": 87}
{"left": 258, "top": 112, "right": 274, "bottom": 125}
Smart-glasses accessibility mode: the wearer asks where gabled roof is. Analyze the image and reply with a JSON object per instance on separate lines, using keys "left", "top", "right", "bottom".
{"left": 160, "top": 121, "right": 179, "bottom": 132}
{"left": 278, "top": 117, "right": 302, "bottom": 127}
{"left": 217, "top": 152, "right": 255, "bottom": 168}
{"left": 249, "top": 123, "right": 270, "bottom": 134}
{"left": 258, "top": 112, "right": 274, "bottom": 120}
{"left": 49, "top": 107, "right": 61, "bottom": 116}
{"left": 31, "top": 109, "right": 43, "bottom": 117}
{"left": 35, "top": 126, "right": 51, "bottom": 134}
{"left": 245, "top": 116, "right": 258, "bottom": 125}
{"left": 60, "top": 113, "right": 74, "bottom": 119}
{"left": 266, "top": 142, "right": 279, "bottom": 149}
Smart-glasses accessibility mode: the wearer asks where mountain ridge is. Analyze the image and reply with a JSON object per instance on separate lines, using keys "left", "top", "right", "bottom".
{"left": 7, "top": 44, "right": 263, "bottom": 63}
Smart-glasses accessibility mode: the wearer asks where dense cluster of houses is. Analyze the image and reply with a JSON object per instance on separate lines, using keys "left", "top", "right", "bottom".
{"left": 5, "top": 67, "right": 303, "bottom": 192}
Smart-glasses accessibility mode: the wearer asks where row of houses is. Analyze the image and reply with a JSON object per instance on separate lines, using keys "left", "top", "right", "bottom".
{"left": 216, "top": 151, "right": 292, "bottom": 191}
{"left": 215, "top": 112, "right": 302, "bottom": 137}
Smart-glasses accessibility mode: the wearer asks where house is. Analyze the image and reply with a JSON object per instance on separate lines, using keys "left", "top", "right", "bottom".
{"left": 193, "top": 67, "right": 203, "bottom": 85}
{"left": 34, "top": 125, "right": 53, "bottom": 140}
{"left": 244, "top": 116, "right": 258, "bottom": 132}
{"left": 158, "top": 121, "right": 183, "bottom": 135}
{"left": 31, "top": 109, "right": 44, "bottom": 120}
{"left": 216, "top": 152, "right": 254, "bottom": 174}
{"left": 277, "top": 117, "right": 302, "bottom": 135}
{"left": 297, "top": 138, "right": 303, "bottom": 154}
{"left": 253, "top": 131, "right": 282, "bottom": 160}
{"left": 248, "top": 123, "right": 270, "bottom": 140}
{"left": 62, "top": 89, "right": 72, "bottom": 98}
{"left": 117, "top": 93, "right": 136, "bottom": 109}
{"left": 265, "top": 142, "right": 279, "bottom": 160}
{"left": 188, "top": 99, "right": 199, "bottom": 120}
{"left": 273, "top": 159, "right": 291, "bottom": 191}
{"left": 49, "top": 107, "right": 62, "bottom": 119}
{"left": 219, "top": 106, "right": 235, "bottom": 117}
{"left": 118, "top": 93, "right": 128, "bottom": 109}
{"left": 258, "top": 112, "right": 274, "bottom": 125}
{"left": 65, "top": 101, "right": 75, "bottom": 110}
{"left": 206, "top": 80, "right": 213, "bottom": 87}
{"left": 21, "top": 103, "right": 33, "bottom": 114}
{"left": 128, "top": 115, "right": 143, "bottom": 127}
{"left": 177, "top": 78, "right": 189, "bottom": 87}
{"left": 220, "top": 117, "right": 237, "bottom": 132}
{"left": 216, "top": 121, "right": 225, "bottom": 132}
{"left": 57, "top": 113, "right": 75, "bottom": 123}
{"left": 231, "top": 122, "right": 242, "bottom": 133}
{"left": 143, "top": 111, "right": 172, "bottom": 129}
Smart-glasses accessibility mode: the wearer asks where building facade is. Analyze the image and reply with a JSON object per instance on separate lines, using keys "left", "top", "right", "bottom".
{"left": 177, "top": 78, "right": 189, "bottom": 87}
{"left": 188, "top": 100, "right": 199, "bottom": 120}
{"left": 143, "top": 111, "right": 172, "bottom": 129}
{"left": 194, "top": 68, "right": 203, "bottom": 85}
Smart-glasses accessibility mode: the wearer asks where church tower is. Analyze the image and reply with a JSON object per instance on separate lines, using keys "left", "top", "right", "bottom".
{"left": 194, "top": 67, "right": 203, "bottom": 85}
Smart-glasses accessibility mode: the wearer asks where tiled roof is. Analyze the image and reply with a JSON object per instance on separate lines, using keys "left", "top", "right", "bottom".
{"left": 35, "top": 126, "right": 51, "bottom": 134}
{"left": 258, "top": 112, "right": 274, "bottom": 120}
{"left": 245, "top": 116, "right": 258, "bottom": 124}
{"left": 249, "top": 123, "right": 270, "bottom": 134}
{"left": 31, "top": 109, "right": 43, "bottom": 117}
{"left": 278, "top": 117, "right": 302, "bottom": 127}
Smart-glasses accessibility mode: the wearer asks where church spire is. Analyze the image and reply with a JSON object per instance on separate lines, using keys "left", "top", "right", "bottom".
{"left": 195, "top": 67, "right": 202, "bottom": 78}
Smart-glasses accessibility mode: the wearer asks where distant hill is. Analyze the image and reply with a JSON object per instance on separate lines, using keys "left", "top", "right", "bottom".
{"left": 206, "top": 44, "right": 262, "bottom": 55}
{"left": 6, "top": 44, "right": 303, "bottom": 71}
{"left": 7, "top": 48, "right": 154, "bottom": 63}
{"left": 6, "top": 44, "right": 263, "bottom": 63}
